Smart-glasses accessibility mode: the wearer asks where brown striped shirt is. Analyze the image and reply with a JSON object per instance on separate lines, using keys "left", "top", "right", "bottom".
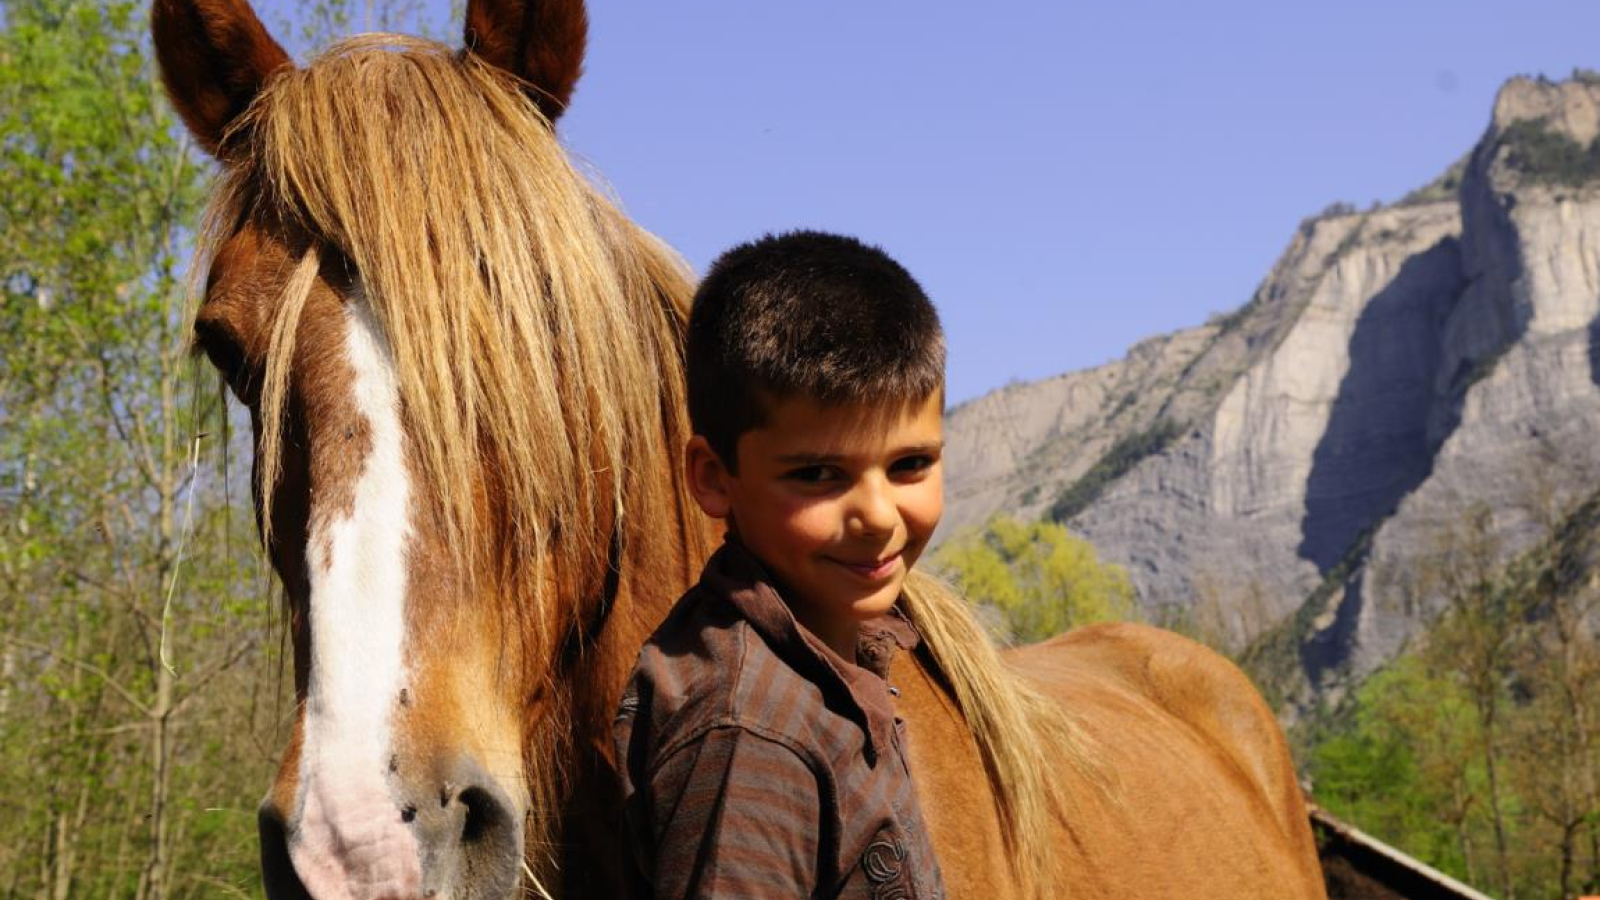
{"left": 614, "top": 540, "right": 947, "bottom": 900}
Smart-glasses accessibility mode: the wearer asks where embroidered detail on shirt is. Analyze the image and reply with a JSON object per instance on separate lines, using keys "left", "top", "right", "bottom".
{"left": 862, "top": 836, "right": 908, "bottom": 899}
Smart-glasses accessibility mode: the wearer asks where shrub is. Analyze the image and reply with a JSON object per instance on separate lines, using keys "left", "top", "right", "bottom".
{"left": 1499, "top": 118, "right": 1600, "bottom": 187}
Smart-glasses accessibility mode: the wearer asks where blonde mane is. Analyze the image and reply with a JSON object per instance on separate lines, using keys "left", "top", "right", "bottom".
{"left": 197, "top": 32, "right": 1084, "bottom": 897}
{"left": 902, "top": 572, "right": 1100, "bottom": 896}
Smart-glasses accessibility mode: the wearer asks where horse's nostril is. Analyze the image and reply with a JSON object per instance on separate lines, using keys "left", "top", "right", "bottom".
{"left": 408, "top": 765, "right": 522, "bottom": 900}
{"left": 458, "top": 785, "right": 511, "bottom": 845}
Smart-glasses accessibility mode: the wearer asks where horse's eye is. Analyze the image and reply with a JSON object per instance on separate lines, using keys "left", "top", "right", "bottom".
{"left": 193, "top": 318, "right": 258, "bottom": 404}
{"left": 320, "top": 245, "right": 358, "bottom": 293}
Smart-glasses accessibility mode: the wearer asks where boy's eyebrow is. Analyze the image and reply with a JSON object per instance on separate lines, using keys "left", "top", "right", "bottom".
{"left": 774, "top": 441, "right": 944, "bottom": 465}
{"left": 775, "top": 452, "right": 844, "bottom": 465}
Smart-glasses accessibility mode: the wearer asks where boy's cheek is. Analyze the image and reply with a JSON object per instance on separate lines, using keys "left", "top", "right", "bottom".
{"left": 906, "top": 483, "right": 945, "bottom": 530}
{"left": 783, "top": 507, "right": 846, "bottom": 547}
{"left": 762, "top": 487, "right": 835, "bottom": 523}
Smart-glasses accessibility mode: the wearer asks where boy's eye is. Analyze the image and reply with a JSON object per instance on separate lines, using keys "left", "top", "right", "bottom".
{"left": 890, "top": 454, "right": 936, "bottom": 476}
{"left": 784, "top": 465, "right": 839, "bottom": 484}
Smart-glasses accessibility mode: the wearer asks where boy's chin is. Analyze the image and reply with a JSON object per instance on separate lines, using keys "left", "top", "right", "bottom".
{"left": 843, "top": 579, "right": 906, "bottom": 620}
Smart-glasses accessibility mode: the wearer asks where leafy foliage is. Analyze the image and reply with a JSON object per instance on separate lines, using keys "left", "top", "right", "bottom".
{"left": 1311, "top": 656, "right": 1485, "bottom": 876}
{"left": 1398, "top": 154, "right": 1468, "bottom": 206}
{"left": 1303, "top": 497, "right": 1600, "bottom": 899}
{"left": 1499, "top": 118, "right": 1600, "bottom": 188}
{"left": 2, "top": 1, "right": 283, "bottom": 897}
{"left": 932, "top": 515, "right": 1138, "bottom": 643}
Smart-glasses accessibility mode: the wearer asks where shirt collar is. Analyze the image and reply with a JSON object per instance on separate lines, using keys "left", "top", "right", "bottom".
{"left": 701, "top": 538, "right": 920, "bottom": 764}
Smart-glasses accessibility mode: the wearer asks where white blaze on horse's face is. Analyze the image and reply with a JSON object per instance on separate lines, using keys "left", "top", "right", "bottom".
{"left": 290, "top": 298, "right": 423, "bottom": 900}
{"left": 243, "top": 279, "right": 525, "bottom": 900}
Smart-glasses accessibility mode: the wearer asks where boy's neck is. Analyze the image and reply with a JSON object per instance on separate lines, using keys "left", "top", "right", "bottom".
{"left": 728, "top": 531, "right": 867, "bottom": 661}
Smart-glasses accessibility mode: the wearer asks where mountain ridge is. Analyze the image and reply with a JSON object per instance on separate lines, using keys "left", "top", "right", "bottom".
{"left": 941, "top": 73, "right": 1600, "bottom": 710}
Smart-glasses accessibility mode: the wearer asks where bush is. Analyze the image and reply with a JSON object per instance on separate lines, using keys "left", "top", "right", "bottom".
{"left": 1499, "top": 118, "right": 1600, "bottom": 187}
{"left": 932, "top": 515, "right": 1138, "bottom": 643}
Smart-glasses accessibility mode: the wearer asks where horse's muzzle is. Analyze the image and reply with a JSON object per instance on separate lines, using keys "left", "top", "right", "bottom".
{"left": 259, "top": 758, "right": 523, "bottom": 900}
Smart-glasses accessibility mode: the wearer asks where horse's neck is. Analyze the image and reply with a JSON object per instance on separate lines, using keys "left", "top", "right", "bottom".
{"left": 586, "top": 512, "right": 718, "bottom": 721}
{"left": 557, "top": 511, "right": 717, "bottom": 897}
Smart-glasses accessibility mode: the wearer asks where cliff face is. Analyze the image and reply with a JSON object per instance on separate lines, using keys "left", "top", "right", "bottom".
{"left": 941, "top": 75, "right": 1600, "bottom": 704}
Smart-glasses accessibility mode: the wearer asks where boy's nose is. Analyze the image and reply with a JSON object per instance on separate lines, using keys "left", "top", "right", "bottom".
{"left": 847, "top": 476, "right": 898, "bottom": 537}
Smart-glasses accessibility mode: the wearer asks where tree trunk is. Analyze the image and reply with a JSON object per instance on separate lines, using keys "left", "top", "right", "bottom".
{"left": 1455, "top": 821, "right": 1475, "bottom": 887}
{"left": 142, "top": 664, "right": 174, "bottom": 900}
{"left": 1558, "top": 819, "right": 1578, "bottom": 900}
{"left": 1478, "top": 695, "right": 1513, "bottom": 899}
{"left": 142, "top": 294, "right": 182, "bottom": 900}
{"left": 50, "top": 782, "right": 90, "bottom": 900}
{"left": 1587, "top": 789, "right": 1600, "bottom": 896}
{"left": 0, "top": 645, "right": 14, "bottom": 719}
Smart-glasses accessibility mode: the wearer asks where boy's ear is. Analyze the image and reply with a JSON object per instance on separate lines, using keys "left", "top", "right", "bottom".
{"left": 685, "top": 436, "right": 733, "bottom": 520}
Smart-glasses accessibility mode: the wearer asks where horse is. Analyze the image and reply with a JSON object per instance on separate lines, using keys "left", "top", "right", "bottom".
{"left": 152, "top": 1, "right": 1328, "bottom": 898}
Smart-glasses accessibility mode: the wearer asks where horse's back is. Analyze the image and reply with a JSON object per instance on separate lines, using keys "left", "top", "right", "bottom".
{"left": 1005, "top": 622, "right": 1326, "bottom": 900}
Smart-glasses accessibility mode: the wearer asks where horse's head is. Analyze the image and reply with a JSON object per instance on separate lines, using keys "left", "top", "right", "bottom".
{"left": 153, "top": 2, "right": 708, "bottom": 897}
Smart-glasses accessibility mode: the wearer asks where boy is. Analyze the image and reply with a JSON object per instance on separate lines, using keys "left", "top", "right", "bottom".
{"left": 614, "top": 230, "right": 949, "bottom": 899}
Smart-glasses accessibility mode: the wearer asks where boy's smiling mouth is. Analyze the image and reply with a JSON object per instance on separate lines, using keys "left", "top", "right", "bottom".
{"left": 832, "top": 552, "right": 902, "bottom": 580}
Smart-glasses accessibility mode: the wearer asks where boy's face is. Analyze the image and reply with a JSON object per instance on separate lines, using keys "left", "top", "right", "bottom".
{"left": 686, "top": 393, "right": 944, "bottom": 654}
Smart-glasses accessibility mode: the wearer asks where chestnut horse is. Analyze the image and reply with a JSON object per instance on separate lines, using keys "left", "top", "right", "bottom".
{"left": 153, "top": 1, "right": 1327, "bottom": 898}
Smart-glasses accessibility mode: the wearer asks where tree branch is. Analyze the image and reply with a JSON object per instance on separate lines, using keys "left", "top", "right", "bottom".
{"left": 0, "top": 635, "right": 150, "bottom": 717}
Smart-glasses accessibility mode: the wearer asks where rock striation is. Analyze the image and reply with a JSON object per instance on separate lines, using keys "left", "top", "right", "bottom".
{"left": 941, "top": 74, "right": 1600, "bottom": 708}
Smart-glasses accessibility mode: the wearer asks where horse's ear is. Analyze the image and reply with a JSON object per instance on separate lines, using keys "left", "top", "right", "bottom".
{"left": 463, "top": 0, "right": 587, "bottom": 123}
{"left": 152, "top": 0, "right": 293, "bottom": 159}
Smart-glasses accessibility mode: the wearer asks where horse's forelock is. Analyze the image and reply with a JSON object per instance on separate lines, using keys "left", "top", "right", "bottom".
{"left": 210, "top": 33, "right": 691, "bottom": 582}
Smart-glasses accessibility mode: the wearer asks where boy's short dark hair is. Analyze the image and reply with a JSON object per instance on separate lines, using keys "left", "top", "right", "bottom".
{"left": 686, "top": 230, "right": 945, "bottom": 470}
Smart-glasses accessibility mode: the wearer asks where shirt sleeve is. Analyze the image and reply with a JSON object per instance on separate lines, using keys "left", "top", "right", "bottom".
{"left": 646, "top": 725, "right": 822, "bottom": 900}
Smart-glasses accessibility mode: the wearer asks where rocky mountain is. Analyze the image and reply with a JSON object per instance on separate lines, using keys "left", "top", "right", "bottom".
{"left": 941, "top": 74, "right": 1600, "bottom": 708}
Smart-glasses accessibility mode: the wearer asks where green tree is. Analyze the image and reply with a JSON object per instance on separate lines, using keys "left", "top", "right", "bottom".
{"left": 1305, "top": 476, "right": 1600, "bottom": 900}
{"left": 1, "top": 1, "right": 537, "bottom": 895}
{"left": 1413, "top": 504, "right": 1528, "bottom": 898}
{"left": 2, "top": 1, "right": 279, "bottom": 897}
{"left": 1503, "top": 499, "right": 1600, "bottom": 898}
{"left": 1311, "top": 655, "right": 1485, "bottom": 883}
{"left": 933, "top": 515, "right": 1137, "bottom": 643}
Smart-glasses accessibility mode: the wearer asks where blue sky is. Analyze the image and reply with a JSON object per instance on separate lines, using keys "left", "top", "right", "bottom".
{"left": 272, "top": 1, "right": 1600, "bottom": 404}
